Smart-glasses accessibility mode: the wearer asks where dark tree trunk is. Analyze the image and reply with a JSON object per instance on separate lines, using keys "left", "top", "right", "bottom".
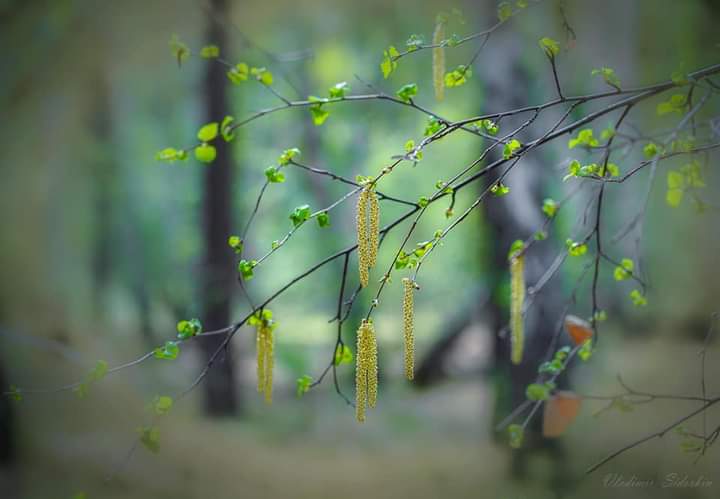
{"left": 473, "top": 6, "right": 568, "bottom": 483}
{"left": 201, "top": 0, "right": 239, "bottom": 417}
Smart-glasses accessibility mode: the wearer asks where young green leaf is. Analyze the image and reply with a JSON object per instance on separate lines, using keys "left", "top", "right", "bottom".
{"left": 195, "top": 144, "right": 216, "bottom": 163}
{"left": 296, "top": 375, "right": 313, "bottom": 397}
{"left": 290, "top": 204, "right": 312, "bottom": 227}
{"left": 197, "top": 122, "right": 219, "bottom": 142}
{"left": 153, "top": 395, "right": 174, "bottom": 415}
{"left": 238, "top": 259, "right": 257, "bottom": 280}
{"left": 317, "top": 211, "right": 330, "bottom": 228}
{"left": 138, "top": 426, "right": 160, "bottom": 454}
{"left": 539, "top": 37, "right": 560, "bottom": 58}
{"left": 503, "top": 139, "right": 521, "bottom": 159}
{"left": 154, "top": 341, "right": 180, "bottom": 360}
{"left": 200, "top": 45, "right": 220, "bottom": 59}
{"left": 396, "top": 83, "right": 418, "bottom": 102}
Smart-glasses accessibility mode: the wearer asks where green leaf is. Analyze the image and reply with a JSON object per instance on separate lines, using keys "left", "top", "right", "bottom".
{"left": 502, "top": 139, "right": 521, "bottom": 159}
{"left": 444, "top": 65, "right": 472, "bottom": 87}
{"left": 317, "top": 211, "right": 330, "bottom": 228}
{"left": 681, "top": 160, "right": 705, "bottom": 187}
{"left": 666, "top": 170, "right": 685, "bottom": 207}
{"left": 227, "top": 62, "right": 249, "bottom": 84}
{"left": 197, "top": 122, "right": 219, "bottom": 142}
{"left": 169, "top": 35, "right": 190, "bottom": 67}
{"left": 643, "top": 142, "right": 659, "bottom": 158}
{"left": 380, "top": 46, "right": 399, "bottom": 79}
{"left": 424, "top": 116, "right": 442, "bottom": 136}
{"left": 405, "top": 34, "right": 424, "bottom": 51}
{"left": 290, "top": 204, "right": 312, "bottom": 227}
{"left": 228, "top": 235, "right": 243, "bottom": 254}
{"left": 600, "top": 126, "right": 615, "bottom": 141}
{"left": 195, "top": 143, "right": 216, "bottom": 163}
{"left": 396, "top": 83, "right": 418, "bottom": 102}
{"left": 475, "top": 119, "right": 499, "bottom": 135}
{"left": 155, "top": 147, "right": 187, "bottom": 163}
{"left": 666, "top": 188, "right": 683, "bottom": 207}
{"left": 613, "top": 258, "right": 634, "bottom": 281}
{"left": 309, "top": 104, "right": 330, "bottom": 126}
{"left": 508, "top": 424, "right": 524, "bottom": 449}
{"left": 578, "top": 339, "right": 593, "bottom": 361}
{"left": 176, "top": 318, "right": 202, "bottom": 339}
{"left": 539, "top": 37, "right": 560, "bottom": 58}
{"left": 278, "top": 147, "right": 301, "bottom": 165}
{"left": 334, "top": 344, "right": 353, "bottom": 365}
{"left": 490, "top": 183, "right": 510, "bottom": 196}
{"left": 237, "top": 259, "right": 257, "bottom": 280}
{"left": 153, "top": 395, "right": 173, "bottom": 415}
{"left": 417, "top": 196, "right": 429, "bottom": 208}
{"left": 498, "top": 1, "right": 514, "bottom": 21}
{"left": 154, "top": 341, "right": 180, "bottom": 360}
{"left": 566, "top": 239, "right": 588, "bottom": 257}
{"left": 629, "top": 289, "right": 647, "bottom": 307}
{"left": 220, "top": 115, "right": 235, "bottom": 142}
{"left": 250, "top": 66, "right": 273, "bottom": 85}
{"left": 563, "top": 159, "right": 582, "bottom": 181}
{"left": 508, "top": 239, "right": 524, "bottom": 260}
{"left": 568, "top": 128, "right": 599, "bottom": 149}
{"left": 328, "top": 81, "right": 349, "bottom": 99}
{"left": 200, "top": 45, "right": 220, "bottom": 59}
{"left": 656, "top": 94, "right": 687, "bottom": 115}
{"left": 526, "top": 383, "right": 551, "bottom": 401}
{"left": 296, "top": 375, "right": 313, "bottom": 397}
{"left": 592, "top": 67, "right": 621, "bottom": 90}
{"left": 542, "top": 198, "right": 558, "bottom": 217}
{"left": 264, "top": 166, "right": 286, "bottom": 183}
{"left": 7, "top": 385, "right": 22, "bottom": 402}
{"left": 138, "top": 426, "right": 160, "bottom": 454}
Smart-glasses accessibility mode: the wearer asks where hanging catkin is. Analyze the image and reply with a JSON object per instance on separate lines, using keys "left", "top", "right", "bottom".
{"left": 366, "top": 320, "right": 378, "bottom": 408}
{"left": 367, "top": 188, "right": 379, "bottom": 267}
{"left": 432, "top": 18, "right": 446, "bottom": 101}
{"left": 356, "top": 185, "right": 379, "bottom": 287}
{"left": 357, "top": 188, "right": 370, "bottom": 288}
{"left": 263, "top": 327, "right": 274, "bottom": 404}
{"left": 510, "top": 254, "right": 525, "bottom": 365}
{"left": 256, "top": 326, "right": 266, "bottom": 392}
{"left": 355, "top": 319, "right": 379, "bottom": 422}
{"left": 402, "top": 278, "right": 415, "bottom": 380}
{"left": 255, "top": 316, "right": 275, "bottom": 404}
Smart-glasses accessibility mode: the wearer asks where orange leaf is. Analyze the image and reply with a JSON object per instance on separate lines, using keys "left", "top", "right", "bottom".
{"left": 564, "top": 315, "right": 593, "bottom": 346}
{"left": 543, "top": 391, "right": 582, "bottom": 437}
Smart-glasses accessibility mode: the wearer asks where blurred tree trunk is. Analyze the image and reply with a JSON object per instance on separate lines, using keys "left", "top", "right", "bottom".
{"left": 201, "top": 0, "right": 239, "bottom": 417}
{"left": 0, "top": 358, "right": 15, "bottom": 497}
{"left": 474, "top": 6, "right": 567, "bottom": 481}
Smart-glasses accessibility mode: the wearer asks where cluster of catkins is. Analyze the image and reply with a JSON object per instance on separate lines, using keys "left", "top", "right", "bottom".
{"left": 354, "top": 185, "right": 418, "bottom": 422}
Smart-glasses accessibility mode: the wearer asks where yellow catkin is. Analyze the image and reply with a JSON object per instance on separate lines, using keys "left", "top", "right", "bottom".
{"left": 510, "top": 255, "right": 525, "bottom": 365}
{"left": 367, "top": 189, "right": 379, "bottom": 268}
{"left": 256, "top": 327, "right": 266, "bottom": 392}
{"left": 432, "top": 19, "right": 446, "bottom": 101}
{"left": 357, "top": 188, "right": 370, "bottom": 288}
{"left": 355, "top": 319, "right": 379, "bottom": 421}
{"left": 402, "top": 278, "right": 415, "bottom": 380}
{"left": 256, "top": 324, "right": 274, "bottom": 404}
{"left": 355, "top": 321, "right": 369, "bottom": 422}
{"left": 263, "top": 327, "right": 274, "bottom": 404}
{"left": 366, "top": 321, "right": 378, "bottom": 409}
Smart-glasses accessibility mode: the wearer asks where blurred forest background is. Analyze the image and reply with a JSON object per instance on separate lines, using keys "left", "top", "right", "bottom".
{"left": 1, "top": 0, "right": 719, "bottom": 498}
